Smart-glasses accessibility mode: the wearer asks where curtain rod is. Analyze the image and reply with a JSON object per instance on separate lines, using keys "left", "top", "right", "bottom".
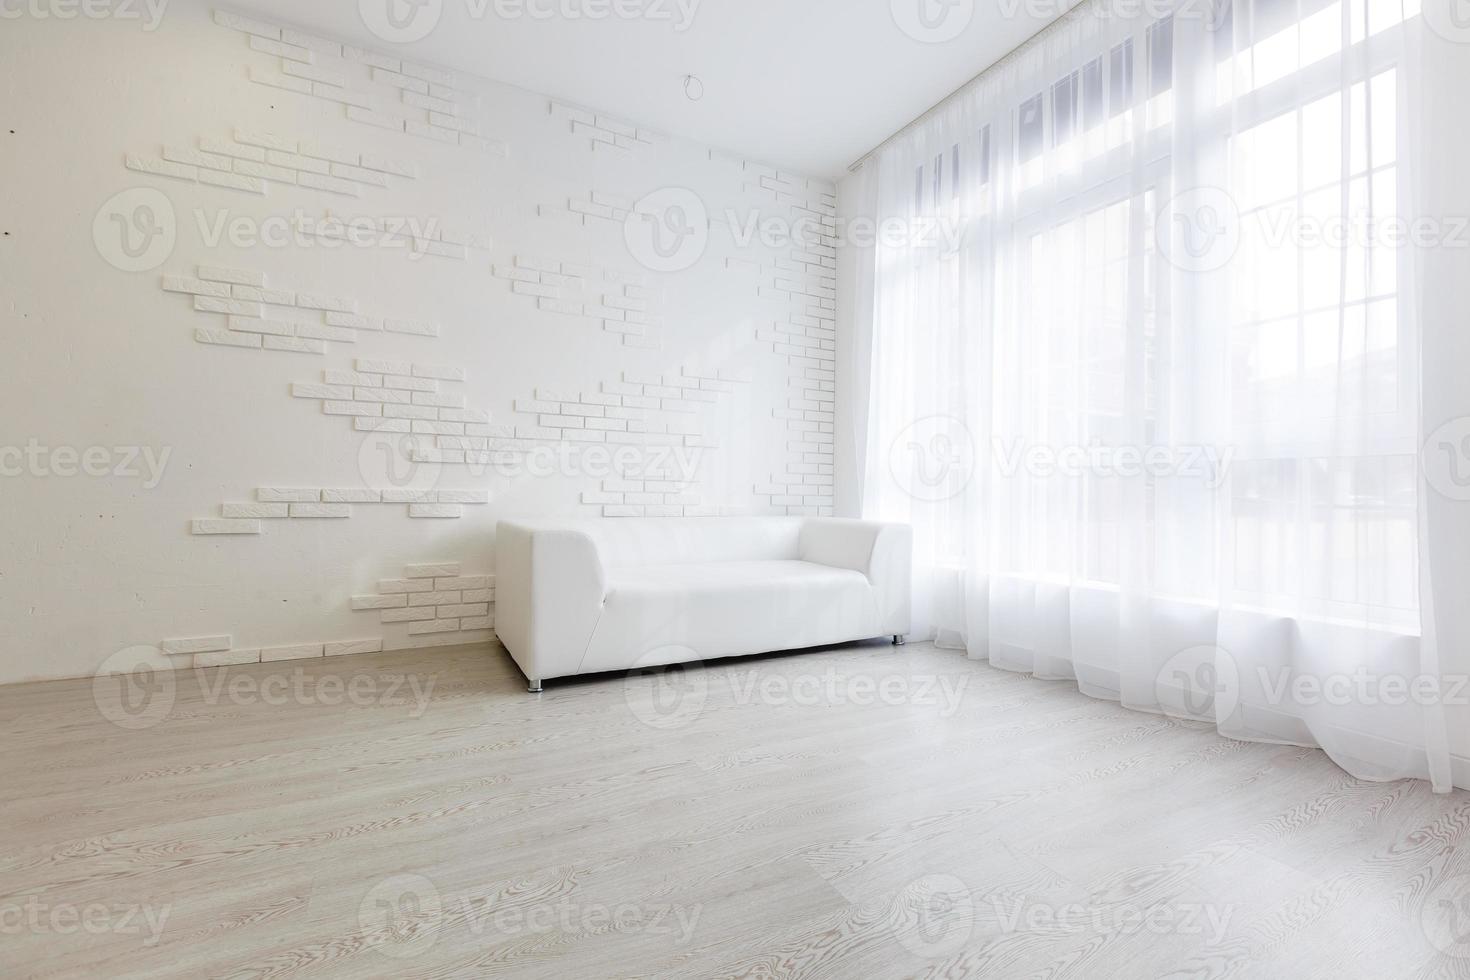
{"left": 846, "top": 0, "right": 1092, "bottom": 174}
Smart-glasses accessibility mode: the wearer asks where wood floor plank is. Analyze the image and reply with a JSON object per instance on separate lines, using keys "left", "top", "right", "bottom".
{"left": 2, "top": 641, "right": 1468, "bottom": 978}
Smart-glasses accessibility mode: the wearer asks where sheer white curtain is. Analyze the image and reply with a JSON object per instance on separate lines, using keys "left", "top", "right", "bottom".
{"left": 853, "top": 0, "right": 1469, "bottom": 789}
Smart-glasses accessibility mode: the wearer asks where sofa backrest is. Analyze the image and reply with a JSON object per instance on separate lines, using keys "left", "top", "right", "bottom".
{"left": 578, "top": 517, "right": 805, "bottom": 566}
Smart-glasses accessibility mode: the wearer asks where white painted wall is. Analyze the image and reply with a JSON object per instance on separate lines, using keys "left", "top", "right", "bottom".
{"left": 0, "top": 0, "right": 837, "bottom": 684}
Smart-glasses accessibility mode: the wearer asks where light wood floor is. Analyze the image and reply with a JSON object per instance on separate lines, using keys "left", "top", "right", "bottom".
{"left": 4, "top": 641, "right": 1470, "bottom": 979}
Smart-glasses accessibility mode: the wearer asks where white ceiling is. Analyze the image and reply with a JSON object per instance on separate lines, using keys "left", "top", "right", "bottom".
{"left": 228, "top": 0, "right": 1062, "bottom": 178}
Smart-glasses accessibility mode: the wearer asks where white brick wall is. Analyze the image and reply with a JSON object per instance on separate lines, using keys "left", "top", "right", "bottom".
{"left": 214, "top": 10, "right": 503, "bottom": 154}
{"left": 182, "top": 360, "right": 496, "bottom": 531}
{"left": 194, "top": 469, "right": 491, "bottom": 532}
{"left": 130, "top": 128, "right": 419, "bottom": 197}
{"left": 721, "top": 174, "right": 838, "bottom": 516}
{"left": 499, "top": 367, "right": 754, "bottom": 517}
{"left": 161, "top": 552, "right": 496, "bottom": 667}
{"left": 352, "top": 562, "right": 496, "bottom": 649}
{"left": 163, "top": 265, "right": 451, "bottom": 358}
{"left": 20, "top": 4, "right": 837, "bottom": 686}
{"left": 552, "top": 101, "right": 666, "bottom": 155}
{"left": 492, "top": 257, "right": 663, "bottom": 349}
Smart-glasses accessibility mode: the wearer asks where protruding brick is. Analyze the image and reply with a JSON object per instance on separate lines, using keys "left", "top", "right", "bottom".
{"left": 435, "top": 575, "right": 491, "bottom": 591}
{"left": 162, "top": 635, "right": 232, "bottom": 655}
{"left": 321, "top": 489, "right": 382, "bottom": 503}
{"left": 289, "top": 503, "right": 350, "bottom": 518}
{"left": 408, "top": 618, "right": 462, "bottom": 634}
{"left": 257, "top": 488, "right": 320, "bottom": 502}
{"left": 221, "top": 503, "right": 289, "bottom": 519}
{"left": 381, "top": 607, "right": 438, "bottom": 622}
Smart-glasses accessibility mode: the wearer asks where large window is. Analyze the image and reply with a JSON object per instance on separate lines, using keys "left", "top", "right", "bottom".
{"left": 894, "top": 0, "right": 1417, "bottom": 621}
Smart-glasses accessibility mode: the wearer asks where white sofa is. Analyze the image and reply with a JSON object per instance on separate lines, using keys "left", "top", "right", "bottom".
{"left": 494, "top": 517, "right": 912, "bottom": 691}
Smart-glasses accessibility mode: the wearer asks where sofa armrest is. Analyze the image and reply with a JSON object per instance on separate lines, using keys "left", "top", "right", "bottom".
{"left": 797, "top": 518, "right": 907, "bottom": 579}
{"left": 495, "top": 521, "right": 607, "bottom": 682}
{"left": 798, "top": 518, "right": 912, "bottom": 635}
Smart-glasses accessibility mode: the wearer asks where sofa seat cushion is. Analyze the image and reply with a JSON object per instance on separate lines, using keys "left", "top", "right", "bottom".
{"left": 578, "top": 560, "right": 880, "bottom": 674}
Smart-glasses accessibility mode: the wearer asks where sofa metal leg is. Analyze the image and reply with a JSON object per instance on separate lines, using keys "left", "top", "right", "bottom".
{"left": 892, "top": 634, "right": 906, "bottom": 646}
{"left": 527, "top": 678, "right": 543, "bottom": 694}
